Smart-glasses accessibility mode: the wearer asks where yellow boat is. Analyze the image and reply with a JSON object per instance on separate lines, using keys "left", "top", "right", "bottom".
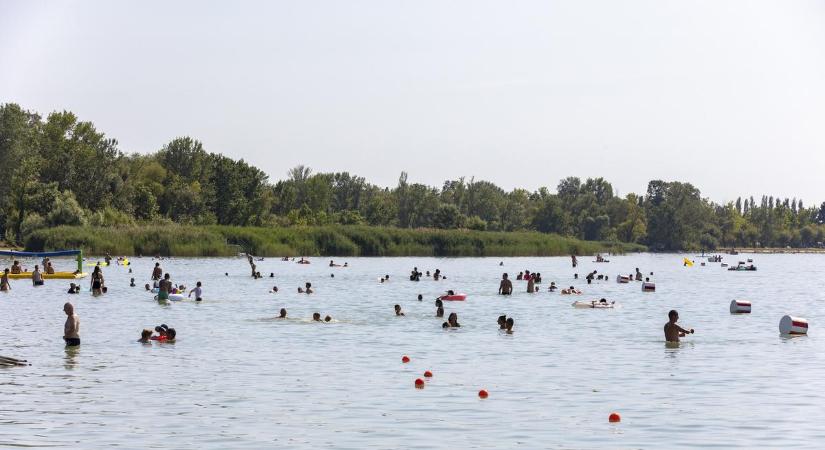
{"left": 8, "top": 272, "right": 87, "bottom": 279}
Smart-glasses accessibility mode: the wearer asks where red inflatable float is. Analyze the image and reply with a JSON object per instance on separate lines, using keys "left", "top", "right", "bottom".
{"left": 438, "top": 293, "right": 467, "bottom": 301}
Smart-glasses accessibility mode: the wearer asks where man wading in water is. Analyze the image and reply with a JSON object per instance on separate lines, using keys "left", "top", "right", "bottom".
{"left": 63, "top": 302, "right": 80, "bottom": 347}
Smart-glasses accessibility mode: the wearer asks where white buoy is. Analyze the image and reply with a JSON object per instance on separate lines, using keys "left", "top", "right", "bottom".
{"left": 779, "top": 315, "right": 808, "bottom": 335}
{"left": 729, "top": 300, "right": 751, "bottom": 314}
{"left": 641, "top": 282, "right": 655, "bottom": 292}
{"left": 616, "top": 275, "right": 630, "bottom": 284}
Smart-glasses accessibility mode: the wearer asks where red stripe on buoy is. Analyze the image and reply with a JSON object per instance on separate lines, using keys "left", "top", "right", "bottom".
{"left": 792, "top": 321, "right": 808, "bottom": 328}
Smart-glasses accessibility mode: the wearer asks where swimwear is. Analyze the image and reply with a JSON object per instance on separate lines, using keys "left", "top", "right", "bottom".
{"left": 64, "top": 337, "right": 81, "bottom": 346}
{"left": 33, "top": 280, "right": 44, "bottom": 286}
{"left": 158, "top": 291, "right": 169, "bottom": 300}
{"left": 92, "top": 280, "right": 101, "bottom": 290}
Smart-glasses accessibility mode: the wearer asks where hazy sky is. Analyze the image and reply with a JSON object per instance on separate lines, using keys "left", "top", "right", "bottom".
{"left": 1, "top": 0, "right": 824, "bottom": 204}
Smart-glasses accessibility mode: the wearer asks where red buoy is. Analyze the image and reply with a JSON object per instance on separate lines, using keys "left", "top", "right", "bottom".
{"left": 415, "top": 378, "right": 425, "bottom": 388}
{"left": 478, "top": 389, "right": 489, "bottom": 399}
{"left": 402, "top": 355, "right": 410, "bottom": 363}
{"left": 609, "top": 412, "right": 621, "bottom": 423}
{"left": 424, "top": 370, "right": 433, "bottom": 378}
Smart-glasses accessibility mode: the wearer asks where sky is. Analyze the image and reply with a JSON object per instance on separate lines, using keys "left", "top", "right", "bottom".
{"left": 1, "top": 0, "right": 824, "bottom": 205}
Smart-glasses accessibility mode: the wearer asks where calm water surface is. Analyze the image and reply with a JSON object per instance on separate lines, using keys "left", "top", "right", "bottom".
{"left": 2, "top": 254, "right": 825, "bottom": 449}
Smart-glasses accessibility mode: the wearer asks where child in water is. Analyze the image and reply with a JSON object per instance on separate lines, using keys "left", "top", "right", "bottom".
{"left": 394, "top": 304, "right": 405, "bottom": 316}
{"left": 188, "top": 281, "right": 203, "bottom": 301}
{"left": 138, "top": 329, "right": 152, "bottom": 343}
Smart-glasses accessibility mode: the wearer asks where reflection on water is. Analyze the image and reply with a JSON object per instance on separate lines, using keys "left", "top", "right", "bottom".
{"left": 1, "top": 253, "right": 824, "bottom": 448}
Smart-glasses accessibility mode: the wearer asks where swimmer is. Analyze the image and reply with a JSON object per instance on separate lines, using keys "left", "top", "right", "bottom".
{"left": 433, "top": 269, "right": 441, "bottom": 281}
{"left": 447, "top": 312, "right": 460, "bottom": 328}
{"left": 130, "top": 278, "right": 136, "bottom": 287}
{"left": 664, "top": 310, "right": 694, "bottom": 343}
{"left": 436, "top": 306, "right": 444, "bottom": 318}
{"left": 151, "top": 325, "right": 168, "bottom": 341}
{"left": 270, "top": 273, "right": 274, "bottom": 278}
{"left": 63, "top": 302, "right": 80, "bottom": 346}
{"left": 278, "top": 308, "right": 287, "bottom": 318}
{"left": 10, "top": 260, "right": 21, "bottom": 274}
{"left": 0, "top": 268, "right": 9, "bottom": 291}
{"left": 446, "top": 290, "right": 455, "bottom": 296}
{"left": 516, "top": 271, "right": 524, "bottom": 280}
{"left": 144, "top": 283, "right": 151, "bottom": 291}
{"left": 158, "top": 274, "right": 172, "bottom": 300}
{"left": 151, "top": 262, "right": 162, "bottom": 280}
{"left": 138, "top": 329, "right": 152, "bottom": 343}
{"left": 312, "top": 312, "right": 321, "bottom": 322}
{"left": 417, "top": 294, "right": 423, "bottom": 301}
{"left": 188, "top": 281, "right": 203, "bottom": 301}
{"left": 498, "top": 273, "right": 513, "bottom": 295}
{"left": 395, "top": 304, "right": 405, "bottom": 316}
{"left": 442, "top": 322, "right": 450, "bottom": 329}
{"left": 635, "top": 268, "right": 643, "bottom": 281}
{"left": 548, "top": 281, "right": 557, "bottom": 291}
{"left": 435, "top": 299, "right": 443, "bottom": 308}
{"left": 526, "top": 274, "right": 535, "bottom": 293}
{"left": 330, "top": 274, "right": 334, "bottom": 278}
{"left": 505, "top": 318, "right": 514, "bottom": 334}
{"left": 271, "top": 286, "right": 279, "bottom": 293}
{"left": 305, "top": 282, "right": 313, "bottom": 294}
{"left": 324, "top": 315, "right": 332, "bottom": 322}
{"left": 298, "top": 287, "right": 304, "bottom": 293}
{"left": 497, "top": 315, "right": 507, "bottom": 330}
{"left": 67, "top": 283, "right": 78, "bottom": 294}
{"left": 32, "top": 265, "right": 44, "bottom": 286}
{"left": 165, "top": 328, "right": 176, "bottom": 342}
{"left": 343, "top": 262, "right": 348, "bottom": 267}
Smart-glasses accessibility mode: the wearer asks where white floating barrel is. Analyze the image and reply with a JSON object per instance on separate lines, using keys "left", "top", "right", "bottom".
{"left": 641, "top": 282, "right": 655, "bottom": 292}
{"left": 779, "top": 315, "right": 808, "bottom": 335}
{"left": 729, "top": 300, "right": 751, "bottom": 314}
{"left": 617, "top": 275, "right": 630, "bottom": 284}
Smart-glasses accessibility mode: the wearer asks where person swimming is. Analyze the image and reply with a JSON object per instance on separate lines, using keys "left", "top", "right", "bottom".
{"left": 497, "top": 315, "right": 507, "bottom": 330}
{"left": 165, "top": 328, "right": 176, "bottom": 342}
{"left": 271, "top": 286, "right": 279, "bottom": 293}
{"left": 130, "top": 278, "right": 136, "bottom": 287}
{"left": 138, "top": 329, "right": 152, "bottom": 343}
{"left": 435, "top": 299, "right": 443, "bottom": 308}
{"left": 67, "top": 283, "right": 79, "bottom": 294}
{"left": 442, "top": 322, "right": 450, "bottom": 329}
{"left": 505, "top": 318, "right": 514, "bottom": 334}
{"left": 278, "top": 308, "right": 287, "bottom": 318}
{"left": 312, "top": 312, "right": 322, "bottom": 322}
{"left": 664, "top": 310, "right": 694, "bottom": 342}
{"left": 417, "top": 294, "right": 423, "bottom": 301}
{"left": 548, "top": 282, "right": 557, "bottom": 291}
{"left": 447, "top": 312, "right": 460, "bottom": 328}
{"left": 436, "top": 306, "right": 444, "bottom": 318}
{"left": 394, "top": 304, "right": 405, "bottom": 316}
{"left": 324, "top": 315, "right": 332, "bottom": 322}
{"left": 305, "top": 282, "right": 313, "bottom": 294}
{"left": 635, "top": 268, "right": 643, "bottom": 281}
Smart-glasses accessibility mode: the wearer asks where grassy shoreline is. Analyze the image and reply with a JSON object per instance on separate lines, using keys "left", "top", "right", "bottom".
{"left": 24, "top": 225, "right": 646, "bottom": 257}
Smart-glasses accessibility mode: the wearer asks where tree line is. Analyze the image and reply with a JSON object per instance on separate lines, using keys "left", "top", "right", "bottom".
{"left": 2, "top": 103, "right": 824, "bottom": 251}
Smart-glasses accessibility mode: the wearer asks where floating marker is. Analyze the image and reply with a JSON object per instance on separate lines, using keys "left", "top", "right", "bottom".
{"left": 779, "top": 315, "right": 808, "bottom": 335}
{"left": 402, "top": 355, "right": 410, "bottom": 363}
{"left": 478, "top": 389, "right": 489, "bottom": 399}
{"left": 415, "top": 378, "right": 425, "bottom": 388}
{"left": 641, "top": 282, "right": 655, "bottom": 292}
{"left": 609, "top": 412, "right": 621, "bottom": 423}
{"left": 423, "top": 370, "right": 433, "bottom": 378}
{"left": 616, "top": 275, "right": 630, "bottom": 284}
{"left": 730, "top": 300, "right": 752, "bottom": 314}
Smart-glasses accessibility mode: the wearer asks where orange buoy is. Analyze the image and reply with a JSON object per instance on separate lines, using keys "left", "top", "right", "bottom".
{"left": 415, "top": 378, "right": 425, "bottom": 388}
{"left": 424, "top": 370, "right": 433, "bottom": 378}
{"left": 609, "top": 412, "right": 621, "bottom": 423}
{"left": 478, "top": 389, "right": 489, "bottom": 399}
{"left": 402, "top": 355, "right": 410, "bottom": 363}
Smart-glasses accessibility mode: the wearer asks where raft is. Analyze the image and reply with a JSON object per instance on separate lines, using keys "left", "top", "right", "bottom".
{"left": 438, "top": 293, "right": 467, "bottom": 301}
{"left": 8, "top": 272, "right": 87, "bottom": 280}
{"left": 572, "top": 300, "right": 615, "bottom": 309}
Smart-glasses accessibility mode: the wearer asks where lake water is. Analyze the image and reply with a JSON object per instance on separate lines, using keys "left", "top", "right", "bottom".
{"left": 2, "top": 253, "right": 824, "bottom": 449}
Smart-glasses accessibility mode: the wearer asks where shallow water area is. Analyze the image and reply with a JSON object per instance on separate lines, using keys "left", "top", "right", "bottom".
{"left": 2, "top": 254, "right": 825, "bottom": 448}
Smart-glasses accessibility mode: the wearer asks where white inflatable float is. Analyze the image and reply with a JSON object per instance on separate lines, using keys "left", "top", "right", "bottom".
{"left": 572, "top": 300, "right": 616, "bottom": 309}
{"left": 154, "top": 293, "right": 186, "bottom": 301}
{"left": 779, "top": 315, "right": 808, "bottom": 335}
{"left": 730, "top": 300, "right": 751, "bottom": 314}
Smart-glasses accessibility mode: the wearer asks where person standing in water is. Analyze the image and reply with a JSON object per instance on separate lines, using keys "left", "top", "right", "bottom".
{"left": 571, "top": 254, "right": 578, "bottom": 268}
{"left": 188, "top": 281, "right": 203, "bottom": 301}
{"left": 0, "top": 268, "right": 10, "bottom": 291}
{"left": 664, "top": 310, "right": 694, "bottom": 343}
{"left": 32, "top": 265, "right": 44, "bottom": 286}
{"left": 151, "top": 263, "right": 162, "bottom": 281}
{"left": 63, "top": 302, "right": 80, "bottom": 346}
{"left": 158, "top": 274, "right": 172, "bottom": 301}
{"left": 499, "top": 273, "right": 513, "bottom": 295}
{"left": 526, "top": 274, "right": 535, "bottom": 293}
